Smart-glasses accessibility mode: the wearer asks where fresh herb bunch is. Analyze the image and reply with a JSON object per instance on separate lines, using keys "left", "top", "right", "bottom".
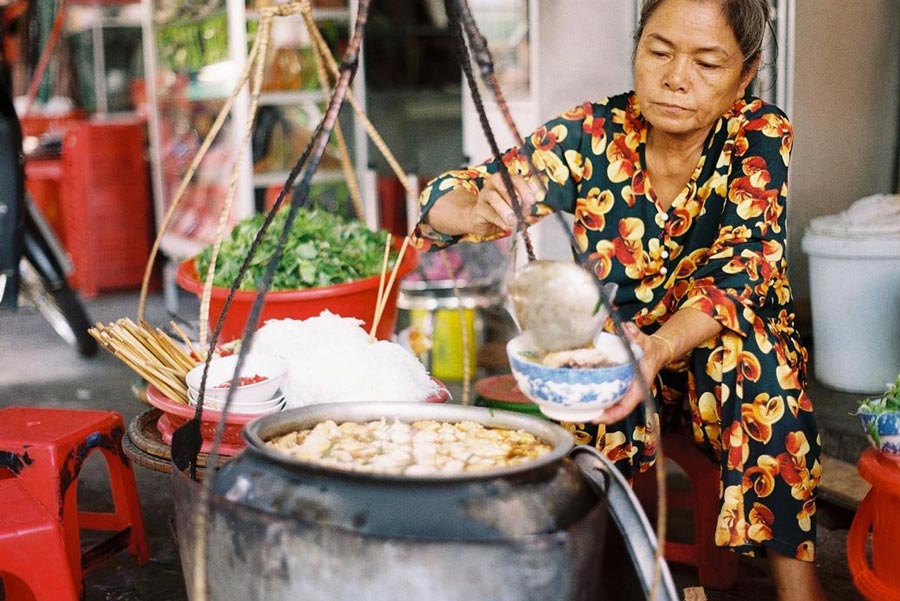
{"left": 195, "top": 208, "right": 395, "bottom": 291}
{"left": 857, "top": 373, "right": 900, "bottom": 414}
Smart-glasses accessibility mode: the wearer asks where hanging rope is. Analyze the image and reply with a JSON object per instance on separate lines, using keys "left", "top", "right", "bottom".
{"left": 137, "top": 26, "right": 268, "bottom": 323}
{"left": 196, "top": 15, "right": 273, "bottom": 348}
{"left": 302, "top": 1, "right": 474, "bottom": 404}
{"left": 304, "top": 9, "right": 365, "bottom": 220}
{"left": 443, "top": 0, "right": 535, "bottom": 262}
{"left": 301, "top": 2, "right": 411, "bottom": 197}
{"left": 445, "top": 0, "right": 667, "bottom": 601}
{"left": 447, "top": 2, "right": 667, "bottom": 598}
{"left": 187, "top": 5, "right": 372, "bottom": 600}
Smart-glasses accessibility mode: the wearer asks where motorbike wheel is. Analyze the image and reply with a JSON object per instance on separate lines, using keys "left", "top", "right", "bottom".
{"left": 19, "top": 261, "right": 99, "bottom": 357}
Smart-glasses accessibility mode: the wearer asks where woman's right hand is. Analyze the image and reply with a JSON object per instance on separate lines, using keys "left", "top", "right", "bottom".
{"left": 464, "top": 172, "right": 543, "bottom": 238}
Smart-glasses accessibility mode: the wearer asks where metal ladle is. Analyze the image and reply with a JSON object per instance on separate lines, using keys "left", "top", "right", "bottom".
{"left": 507, "top": 260, "right": 618, "bottom": 352}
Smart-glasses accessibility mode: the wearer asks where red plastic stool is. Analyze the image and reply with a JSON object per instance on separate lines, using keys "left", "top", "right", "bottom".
{"left": 848, "top": 448, "right": 900, "bottom": 601}
{"left": 0, "top": 407, "right": 150, "bottom": 596}
{"left": 634, "top": 432, "right": 739, "bottom": 590}
{"left": 0, "top": 476, "right": 81, "bottom": 600}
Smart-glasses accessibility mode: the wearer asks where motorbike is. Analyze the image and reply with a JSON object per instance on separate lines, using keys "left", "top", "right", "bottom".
{"left": 0, "top": 78, "right": 97, "bottom": 357}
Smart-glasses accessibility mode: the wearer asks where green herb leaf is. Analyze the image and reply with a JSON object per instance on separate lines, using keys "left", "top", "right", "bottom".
{"left": 195, "top": 208, "right": 394, "bottom": 291}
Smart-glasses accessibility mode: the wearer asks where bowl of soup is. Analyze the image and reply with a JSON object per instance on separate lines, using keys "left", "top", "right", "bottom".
{"left": 506, "top": 331, "right": 642, "bottom": 422}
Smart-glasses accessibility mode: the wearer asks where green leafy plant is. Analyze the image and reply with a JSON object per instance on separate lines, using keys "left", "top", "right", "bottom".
{"left": 856, "top": 374, "right": 900, "bottom": 447}
{"left": 857, "top": 374, "right": 900, "bottom": 415}
{"left": 195, "top": 208, "right": 394, "bottom": 291}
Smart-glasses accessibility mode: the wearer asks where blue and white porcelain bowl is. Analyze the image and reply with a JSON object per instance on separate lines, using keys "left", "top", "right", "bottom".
{"left": 506, "top": 331, "right": 642, "bottom": 422}
{"left": 858, "top": 411, "right": 900, "bottom": 458}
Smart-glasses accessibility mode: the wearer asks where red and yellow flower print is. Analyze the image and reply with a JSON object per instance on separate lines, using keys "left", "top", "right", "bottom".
{"left": 574, "top": 187, "right": 613, "bottom": 251}
{"left": 530, "top": 124, "right": 570, "bottom": 186}
{"left": 716, "top": 485, "right": 748, "bottom": 547}
{"left": 581, "top": 108, "right": 607, "bottom": 156}
{"left": 607, "top": 133, "right": 639, "bottom": 183}
{"left": 745, "top": 111, "right": 793, "bottom": 166}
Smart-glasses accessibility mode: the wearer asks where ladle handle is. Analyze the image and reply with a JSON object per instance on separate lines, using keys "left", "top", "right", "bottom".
{"left": 570, "top": 445, "right": 679, "bottom": 601}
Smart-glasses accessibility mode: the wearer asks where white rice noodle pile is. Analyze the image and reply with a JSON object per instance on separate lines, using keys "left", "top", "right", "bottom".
{"left": 253, "top": 311, "right": 440, "bottom": 408}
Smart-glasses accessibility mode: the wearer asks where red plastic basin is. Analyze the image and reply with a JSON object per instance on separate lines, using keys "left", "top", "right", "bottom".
{"left": 176, "top": 243, "right": 419, "bottom": 342}
{"left": 146, "top": 385, "right": 250, "bottom": 455}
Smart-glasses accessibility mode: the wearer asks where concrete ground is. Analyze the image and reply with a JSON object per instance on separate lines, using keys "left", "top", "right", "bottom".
{"left": 0, "top": 289, "right": 871, "bottom": 600}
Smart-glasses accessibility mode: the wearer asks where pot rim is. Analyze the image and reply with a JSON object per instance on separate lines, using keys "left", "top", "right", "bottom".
{"left": 243, "top": 402, "right": 575, "bottom": 482}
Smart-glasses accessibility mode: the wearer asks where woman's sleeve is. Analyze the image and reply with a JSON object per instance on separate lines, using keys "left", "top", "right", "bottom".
{"left": 678, "top": 106, "right": 794, "bottom": 336}
{"left": 411, "top": 102, "right": 596, "bottom": 251}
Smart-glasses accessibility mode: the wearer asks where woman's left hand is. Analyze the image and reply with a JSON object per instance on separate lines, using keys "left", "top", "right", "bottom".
{"left": 591, "top": 323, "right": 670, "bottom": 424}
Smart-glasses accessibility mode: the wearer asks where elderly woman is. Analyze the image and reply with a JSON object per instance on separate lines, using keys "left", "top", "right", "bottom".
{"left": 412, "top": 0, "right": 825, "bottom": 599}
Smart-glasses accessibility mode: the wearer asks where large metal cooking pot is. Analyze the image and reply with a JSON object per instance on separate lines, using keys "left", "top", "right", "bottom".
{"left": 173, "top": 402, "right": 677, "bottom": 601}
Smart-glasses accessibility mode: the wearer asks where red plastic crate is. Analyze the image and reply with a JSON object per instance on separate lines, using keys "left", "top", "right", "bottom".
{"left": 60, "top": 119, "right": 152, "bottom": 297}
{"left": 20, "top": 112, "right": 86, "bottom": 138}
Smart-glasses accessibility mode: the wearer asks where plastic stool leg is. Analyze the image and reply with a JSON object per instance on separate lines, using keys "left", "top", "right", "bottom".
{"left": 3, "top": 540, "right": 82, "bottom": 601}
{"left": 670, "top": 437, "right": 738, "bottom": 590}
{"left": 101, "top": 448, "right": 150, "bottom": 564}
{"left": 0, "top": 502, "right": 81, "bottom": 600}
{"left": 3, "top": 574, "right": 37, "bottom": 601}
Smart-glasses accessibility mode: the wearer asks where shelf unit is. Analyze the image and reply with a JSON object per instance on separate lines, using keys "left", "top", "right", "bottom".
{"left": 66, "top": 3, "right": 145, "bottom": 115}
{"left": 140, "top": 0, "right": 371, "bottom": 262}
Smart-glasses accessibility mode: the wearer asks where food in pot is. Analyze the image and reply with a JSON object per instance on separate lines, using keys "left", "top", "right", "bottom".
{"left": 266, "top": 419, "right": 553, "bottom": 475}
{"left": 253, "top": 312, "right": 440, "bottom": 408}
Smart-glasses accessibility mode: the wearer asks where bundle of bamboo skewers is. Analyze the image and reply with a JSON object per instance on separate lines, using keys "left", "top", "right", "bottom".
{"left": 89, "top": 318, "right": 198, "bottom": 405}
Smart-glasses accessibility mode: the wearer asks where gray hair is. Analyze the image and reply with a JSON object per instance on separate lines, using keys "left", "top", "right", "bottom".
{"left": 635, "top": 0, "right": 772, "bottom": 74}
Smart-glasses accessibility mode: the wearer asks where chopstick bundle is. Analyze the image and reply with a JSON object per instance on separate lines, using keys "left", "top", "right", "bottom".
{"left": 368, "top": 233, "right": 393, "bottom": 342}
{"left": 89, "top": 318, "right": 197, "bottom": 405}
{"left": 368, "top": 234, "right": 411, "bottom": 341}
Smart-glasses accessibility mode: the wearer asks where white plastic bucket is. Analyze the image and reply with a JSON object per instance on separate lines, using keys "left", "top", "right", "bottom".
{"left": 801, "top": 194, "right": 900, "bottom": 394}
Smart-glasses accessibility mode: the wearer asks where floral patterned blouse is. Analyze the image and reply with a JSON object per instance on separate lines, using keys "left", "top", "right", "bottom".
{"left": 413, "top": 92, "right": 821, "bottom": 562}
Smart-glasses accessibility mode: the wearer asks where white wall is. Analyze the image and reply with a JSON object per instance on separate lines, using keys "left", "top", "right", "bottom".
{"left": 788, "top": 0, "right": 900, "bottom": 300}
{"left": 537, "top": 0, "right": 636, "bottom": 117}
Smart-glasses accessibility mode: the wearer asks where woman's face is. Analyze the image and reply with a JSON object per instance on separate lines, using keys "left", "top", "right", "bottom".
{"left": 634, "top": 0, "right": 757, "bottom": 139}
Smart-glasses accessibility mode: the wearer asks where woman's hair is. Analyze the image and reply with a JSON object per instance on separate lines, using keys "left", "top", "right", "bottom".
{"left": 635, "top": 0, "right": 772, "bottom": 74}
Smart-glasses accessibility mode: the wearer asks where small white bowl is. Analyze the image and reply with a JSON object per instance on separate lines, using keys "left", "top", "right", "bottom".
{"left": 186, "top": 353, "right": 287, "bottom": 405}
{"left": 193, "top": 397, "right": 285, "bottom": 415}
{"left": 189, "top": 389, "right": 285, "bottom": 414}
{"left": 188, "top": 386, "right": 284, "bottom": 407}
{"left": 507, "top": 331, "right": 642, "bottom": 422}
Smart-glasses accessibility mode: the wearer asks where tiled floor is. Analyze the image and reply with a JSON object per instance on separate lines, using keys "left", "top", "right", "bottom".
{"left": 0, "top": 290, "right": 872, "bottom": 600}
